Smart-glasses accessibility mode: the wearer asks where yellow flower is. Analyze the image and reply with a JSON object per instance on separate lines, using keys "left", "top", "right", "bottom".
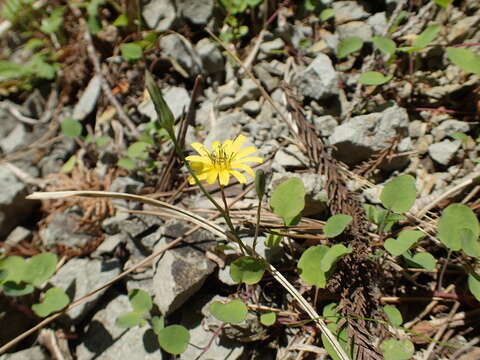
{"left": 186, "top": 135, "right": 263, "bottom": 186}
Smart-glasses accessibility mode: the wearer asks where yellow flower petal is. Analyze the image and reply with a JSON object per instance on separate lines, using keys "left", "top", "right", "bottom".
{"left": 206, "top": 169, "right": 219, "bottom": 184}
{"left": 219, "top": 170, "right": 230, "bottom": 185}
{"left": 186, "top": 155, "right": 211, "bottom": 164}
{"left": 230, "top": 134, "right": 247, "bottom": 153}
{"left": 236, "top": 156, "right": 263, "bottom": 163}
{"left": 235, "top": 146, "right": 258, "bottom": 159}
{"left": 191, "top": 142, "right": 208, "bottom": 156}
{"left": 232, "top": 163, "right": 255, "bottom": 177}
{"left": 229, "top": 170, "right": 247, "bottom": 184}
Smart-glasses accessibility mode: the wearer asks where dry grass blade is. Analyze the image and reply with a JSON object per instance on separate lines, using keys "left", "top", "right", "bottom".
{"left": 25, "top": 190, "right": 350, "bottom": 360}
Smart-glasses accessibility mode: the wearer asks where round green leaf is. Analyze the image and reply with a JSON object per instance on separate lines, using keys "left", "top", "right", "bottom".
{"left": 337, "top": 37, "right": 363, "bottom": 59}
{"left": 210, "top": 299, "right": 248, "bottom": 324}
{"left": 270, "top": 178, "right": 305, "bottom": 225}
{"left": 323, "top": 214, "right": 352, "bottom": 238}
{"left": 320, "top": 8, "right": 335, "bottom": 22}
{"left": 0, "top": 256, "right": 27, "bottom": 284}
{"left": 384, "top": 305, "right": 403, "bottom": 327}
{"left": 61, "top": 155, "right": 76, "bottom": 173}
{"left": 127, "top": 141, "right": 150, "bottom": 159}
{"left": 380, "top": 338, "right": 414, "bottom": 360}
{"left": 372, "top": 36, "right": 397, "bottom": 55}
{"left": 230, "top": 256, "right": 266, "bottom": 285}
{"left": 402, "top": 252, "right": 437, "bottom": 271}
{"left": 129, "top": 289, "right": 152, "bottom": 314}
{"left": 380, "top": 175, "right": 416, "bottom": 213}
{"left": 2, "top": 282, "right": 34, "bottom": 296}
{"left": 24, "top": 253, "right": 58, "bottom": 287}
{"left": 320, "top": 244, "right": 352, "bottom": 272}
{"left": 446, "top": 47, "right": 480, "bottom": 75}
{"left": 384, "top": 230, "right": 425, "bottom": 257}
{"left": 358, "top": 71, "right": 392, "bottom": 86}
{"left": 438, "top": 204, "right": 479, "bottom": 251}
{"left": 260, "top": 312, "right": 276, "bottom": 326}
{"left": 468, "top": 273, "right": 480, "bottom": 301}
{"left": 460, "top": 228, "right": 480, "bottom": 258}
{"left": 412, "top": 24, "right": 440, "bottom": 49}
{"left": 120, "top": 43, "right": 143, "bottom": 61}
{"left": 115, "top": 311, "right": 145, "bottom": 328}
{"left": 32, "top": 287, "right": 70, "bottom": 317}
{"left": 157, "top": 325, "right": 190, "bottom": 355}
{"left": 61, "top": 118, "right": 82, "bottom": 138}
{"left": 151, "top": 315, "right": 165, "bottom": 335}
{"left": 297, "top": 245, "right": 329, "bottom": 288}
{"left": 117, "top": 157, "right": 136, "bottom": 170}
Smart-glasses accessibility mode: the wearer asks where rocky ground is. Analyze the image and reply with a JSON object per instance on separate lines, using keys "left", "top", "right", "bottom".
{"left": 1, "top": 0, "right": 480, "bottom": 359}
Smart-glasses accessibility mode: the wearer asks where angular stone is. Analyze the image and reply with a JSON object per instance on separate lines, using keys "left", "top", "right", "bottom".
{"left": 176, "top": 0, "right": 213, "bottom": 25}
{"left": 195, "top": 38, "right": 224, "bottom": 74}
{"left": 142, "top": 0, "right": 176, "bottom": 31}
{"left": 428, "top": 140, "right": 461, "bottom": 165}
{"left": 159, "top": 34, "right": 203, "bottom": 77}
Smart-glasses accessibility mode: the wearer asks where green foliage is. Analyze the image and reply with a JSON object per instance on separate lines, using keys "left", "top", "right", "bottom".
{"left": 434, "top": 0, "right": 453, "bottom": 8}
{"left": 380, "top": 175, "right": 416, "bottom": 214}
{"left": 220, "top": 0, "right": 263, "bottom": 14}
{"left": 85, "top": 0, "right": 105, "bottom": 34}
{"left": 337, "top": 37, "right": 364, "bottom": 59}
{"left": 364, "top": 204, "right": 405, "bottom": 233}
{"left": 372, "top": 36, "right": 397, "bottom": 55}
{"left": 260, "top": 312, "right": 276, "bottom": 326}
{"left": 319, "top": 8, "right": 335, "bottom": 22}
{"left": 437, "top": 203, "right": 479, "bottom": 252}
{"left": 321, "top": 303, "right": 351, "bottom": 360}
{"left": 446, "top": 47, "right": 480, "bottom": 75}
{"left": 23, "top": 253, "right": 58, "bottom": 287}
{"left": 156, "top": 325, "right": 190, "bottom": 355}
{"left": 402, "top": 251, "right": 437, "bottom": 271}
{"left": 323, "top": 214, "right": 352, "bottom": 238}
{"left": 115, "top": 289, "right": 152, "bottom": 328}
{"left": 127, "top": 141, "right": 151, "bottom": 159}
{"left": 230, "top": 256, "right": 266, "bottom": 285}
{"left": 380, "top": 338, "right": 414, "bottom": 360}
{"left": 40, "top": 6, "right": 65, "bottom": 35}
{"left": 210, "top": 299, "right": 248, "bottom": 323}
{"left": 468, "top": 274, "right": 480, "bottom": 301}
{"left": 0, "top": 54, "right": 57, "bottom": 84}
{"left": 145, "top": 70, "right": 175, "bottom": 138}
{"left": 61, "top": 118, "right": 83, "bottom": 139}
{"left": 399, "top": 24, "right": 440, "bottom": 53}
{"left": 384, "top": 230, "right": 425, "bottom": 257}
{"left": 358, "top": 71, "right": 392, "bottom": 86}
{"left": 120, "top": 43, "right": 143, "bottom": 62}
{"left": 112, "top": 13, "right": 129, "bottom": 27}
{"left": 255, "top": 169, "right": 266, "bottom": 201}
{"left": 460, "top": 228, "right": 480, "bottom": 258}
{"left": 298, "top": 244, "right": 351, "bottom": 288}
{"left": 32, "top": 287, "right": 70, "bottom": 317}
{"left": 270, "top": 178, "right": 305, "bottom": 225}
{"left": 61, "top": 155, "right": 77, "bottom": 173}
{"left": 1, "top": 0, "right": 34, "bottom": 23}
{"left": 384, "top": 305, "right": 403, "bottom": 327}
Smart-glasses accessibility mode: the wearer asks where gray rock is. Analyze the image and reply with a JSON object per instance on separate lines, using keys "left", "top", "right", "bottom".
{"left": 242, "top": 100, "right": 261, "bottom": 116}
{"left": 102, "top": 212, "right": 130, "bottom": 234}
{"left": 159, "top": 34, "right": 203, "bottom": 77}
{"left": 49, "top": 258, "right": 121, "bottom": 324}
{"left": 0, "top": 165, "right": 36, "bottom": 237}
{"left": 329, "top": 105, "right": 409, "bottom": 165}
{"left": 216, "top": 96, "right": 238, "bottom": 111}
{"left": 39, "top": 211, "right": 97, "bottom": 248}
{"left": 260, "top": 38, "right": 285, "bottom": 53}
{"left": 38, "top": 137, "right": 76, "bottom": 176}
{"left": 313, "top": 115, "right": 338, "bottom": 137}
{"left": 431, "top": 119, "right": 469, "bottom": 141}
{"left": 180, "top": 295, "right": 245, "bottom": 359}
{"left": 195, "top": 38, "right": 224, "bottom": 74}
{"left": 142, "top": 0, "right": 176, "bottom": 31}
{"left": 204, "top": 112, "right": 245, "bottom": 146}
{"left": 92, "top": 233, "right": 126, "bottom": 257}
{"left": 139, "top": 86, "right": 190, "bottom": 121}
{"left": 76, "top": 294, "right": 162, "bottom": 360}
{"left": 447, "top": 14, "right": 480, "bottom": 43}
{"left": 0, "top": 346, "right": 48, "bottom": 360}
{"left": 109, "top": 176, "right": 143, "bottom": 194}
{"left": 152, "top": 221, "right": 216, "bottom": 314}
{"left": 73, "top": 75, "right": 101, "bottom": 121}
{"left": 337, "top": 21, "right": 373, "bottom": 42}
{"left": 428, "top": 140, "right": 461, "bottom": 165}
{"left": 293, "top": 54, "right": 339, "bottom": 101}
{"left": 333, "top": 1, "right": 369, "bottom": 24}
{"left": 235, "top": 78, "right": 261, "bottom": 105}
{"left": 409, "top": 120, "right": 427, "bottom": 138}
{"left": 272, "top": 144, "right": 307, "bottom": 170}
{"left": 253, "top": 63, "right": 279, "bottom": 92}
{"left": 4, "top": 226, "right": 32, "bottom": 247}
{"left": 0, "top": 102, "right": 18, "bottom": 140}
{"left": 367, "top": 12, "right": 388, "bottom": 36}
{"left": 0, "top": 123, "right": 27, "bottom": 153}
{"left": 176, "top": 0, "right": 213, "bottom": 25}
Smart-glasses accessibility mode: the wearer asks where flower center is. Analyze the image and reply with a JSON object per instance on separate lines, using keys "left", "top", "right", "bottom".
{"left": 208, "top": 145, "right": 234, "bottom": 169}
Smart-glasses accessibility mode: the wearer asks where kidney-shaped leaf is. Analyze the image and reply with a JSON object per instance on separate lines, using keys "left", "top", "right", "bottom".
{"left": 323, "top": 214, "right": 352, "bottom": 238}
{"left": 320, "top": 244, "right": 352, "bottom": 273}
{"left": 468, "top": 273, "right": 480, "bottom": 301}
{"left": 115, "top": 311, "right": 145, "bottom": 328}
{"left": 438, "top": 204, "right": 479, "bottom": 251}
{"left": 24, "top": 253, "right": 58, "bottom": 287}
{"left": 460, "top": 228, "right": 480, "bottom": 258}
{"left": 210, "top": 299, "right": 248, "bottom": 324}
{"left": 447, "top": 47, "right": 480, "bottom": 75}
{"left": 403, "top": 252, "right": 437, "bottom": 271}
{"left": 337, "top": 37, "right": 363, "bottom": 59}
{"left": 298, "top": 245, "right": 329, "bottom": 288}
{"left": 384, "top": 230, "right": 425, "bottom": 257}
{"left": 32, "top": 287, "right": 70, "bottom": 317}
{"left": 380, "top": 175, "right": 416, "bottom": 213}
{"left": 270, "top": 178, "right": 305, "bottom": 225}
{"left": 230, "top": 256, "right": 266, "bottom": 285}
{"left": 157, "top": 325, "right": 190, "bottom": 355}
{"left": 358, "top": 71, "right": 392, "bottom": 86}
{"left": 260, "top": 312, "right": 276, "bottom": 326}
{"left": 384, "top": 305, "right": 403, "bottom": 327}
{"left": 380, "top": 338, "right": 414, "bottom": 360}
{"left": 129, "top": 289, "right": 152, "bottom": 314}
